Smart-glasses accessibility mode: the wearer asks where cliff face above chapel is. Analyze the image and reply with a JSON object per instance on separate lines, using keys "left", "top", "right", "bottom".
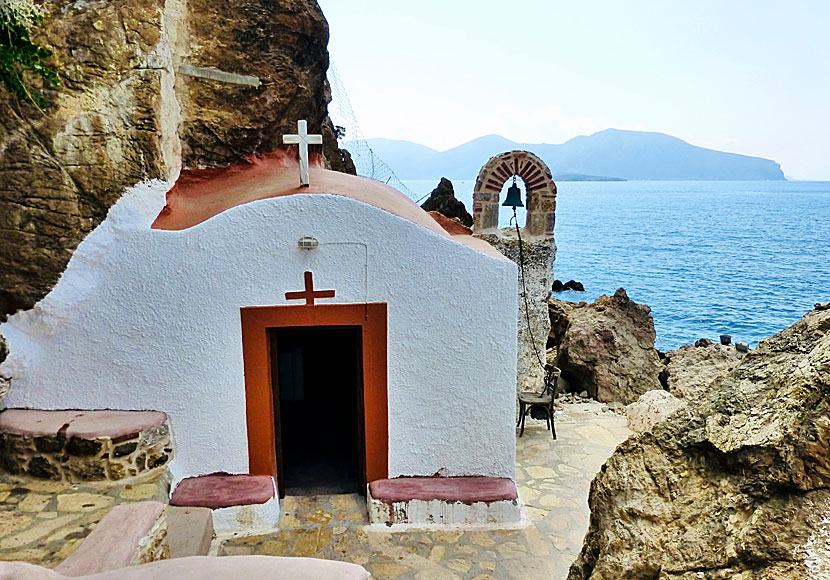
{"left": 0, "top": 0, "right": 343, "bottom": 323}
{"left": 568, "top": 303, "right": 830, "bottom": 580}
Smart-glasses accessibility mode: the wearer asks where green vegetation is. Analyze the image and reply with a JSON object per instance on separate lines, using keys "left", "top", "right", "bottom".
{"left": 0, "top": 0, "right": 59, "bottom": 110}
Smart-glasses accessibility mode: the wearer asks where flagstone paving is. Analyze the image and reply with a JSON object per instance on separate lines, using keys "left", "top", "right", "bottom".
{"left": 218, "top": 401, "right": 633, "bottom": 580}
{"left": 0, "top": 472, "right": 168, "bottom": 566}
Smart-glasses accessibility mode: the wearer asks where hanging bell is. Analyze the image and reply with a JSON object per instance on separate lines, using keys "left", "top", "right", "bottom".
{"left": 502, "top": 180, "right": 524, "bottom": 208}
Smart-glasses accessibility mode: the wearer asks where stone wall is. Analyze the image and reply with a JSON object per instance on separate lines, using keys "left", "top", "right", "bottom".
{"left": 0, "top": 419, "right": 172, "bottom": 482}
{"left": 478, "top": 231, "right": 556, "bottom": 393}
{"left": 0, "top": 0, "right": 341, "bottom": 329}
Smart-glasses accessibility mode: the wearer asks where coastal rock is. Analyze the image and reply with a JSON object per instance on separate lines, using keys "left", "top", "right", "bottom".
{"left": 552, "top": 279, "right": 585, "bottom": 292}
{"left": 0, "top": 0, "right": 340, "bottom": 321}
{"left": 420, "top": 178, "right": 473, "bottom": 227}
{"left": 625, "top": 389, "right": 687, "bottom": 434}
{"left": 568, "top": 303, "right": 830, "bottom": 580}
{"left": 661, "top": 343, "right": 744, "bottom": 406}
{"left": 548, "top": 288, "right": 662, "bottom": 404}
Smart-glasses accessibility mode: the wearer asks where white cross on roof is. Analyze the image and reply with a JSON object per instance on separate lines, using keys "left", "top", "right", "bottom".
{"left": 283, "top": 120, "right": 323, "bottom": 187}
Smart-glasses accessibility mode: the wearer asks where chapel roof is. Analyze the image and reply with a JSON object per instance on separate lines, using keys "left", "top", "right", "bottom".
{"left": 152, "top": 151, "right": 507, "bottom": 261}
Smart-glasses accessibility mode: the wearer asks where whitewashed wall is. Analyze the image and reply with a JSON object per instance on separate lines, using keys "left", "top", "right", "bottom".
{"left": 0, "top": 183, "right": 518, "bottom": 484}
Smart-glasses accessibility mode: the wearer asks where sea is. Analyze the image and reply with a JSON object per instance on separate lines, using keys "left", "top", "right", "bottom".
{"left": 402, "top": 179, "right": 830, "bottom": 351}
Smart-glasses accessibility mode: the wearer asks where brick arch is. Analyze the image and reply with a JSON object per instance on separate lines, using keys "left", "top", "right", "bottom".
{"left": 472, "top": 150, "right": 557, "bottom": 236}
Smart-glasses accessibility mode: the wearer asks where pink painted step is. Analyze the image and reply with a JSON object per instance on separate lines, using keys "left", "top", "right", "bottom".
{"left": 55, "top": 501, "right": 165, "bottom": 576}
{"left": 0, "top": 556, "right": 370, "bottom": 580}
{"left": 0, "top": 409, "right": 167, "bottom": 440}
{"left": 171, "top": 474, "right": 275, "bottom": 509}
{"left": 369, "top": 476, "right": 518, "bottom": 504}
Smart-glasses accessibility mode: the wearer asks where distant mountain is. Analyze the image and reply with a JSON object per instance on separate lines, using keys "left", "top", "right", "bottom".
{"left": 358, "top": 129, "right": 785, "bottom": 181}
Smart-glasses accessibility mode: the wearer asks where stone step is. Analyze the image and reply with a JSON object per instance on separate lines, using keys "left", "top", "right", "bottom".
{"left": 171, "top": 474, "right": 278, "bottom": 533}
{"left": 168, "top": 506, "right": 214, "bottom": 558}
{"left": 3, "top": 555, "right": 371, "bottom": 579}
{"left": 0, "top": 409, "right": 172, "bottom": 482}
{"left": 368, "top": 476, "right": 521, "bottom": 526}
{"left": 54, "top": 500, "right": 168, "bottom": 576}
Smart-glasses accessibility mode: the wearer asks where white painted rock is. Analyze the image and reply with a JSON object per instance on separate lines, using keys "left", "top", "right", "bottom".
{"left": 625, "top": 389, "right": 687, "bottom": 434}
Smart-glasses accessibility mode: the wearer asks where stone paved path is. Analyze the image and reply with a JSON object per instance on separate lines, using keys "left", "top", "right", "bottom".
{"left": 0, "top": 472, "right": 168, "bottom": 566}
{"left": 218, "top": 402, "right": 632, "bottom": 580}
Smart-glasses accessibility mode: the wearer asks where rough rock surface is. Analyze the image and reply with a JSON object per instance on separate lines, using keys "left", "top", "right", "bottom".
{"left": 479, "top": 231, "right": 555, "bottom": 393}
{"left": 0, "top": 0, "right": 342, "bottom": 326}
{"left": 661, "top": 343, "right": 745, "bottom": 406}
{"left": 568, "top": 303, "right": 830, "bottom": 580}
{"left": 625, "top": 389, "right": 687, "bottom": 434}
{"left": 548, "top": 288, "right": 662, "bottom": 404}
{"left": 420, "top": 177, "right": 473, "bottom": 227}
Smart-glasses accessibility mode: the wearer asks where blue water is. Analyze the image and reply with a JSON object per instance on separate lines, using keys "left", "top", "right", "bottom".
{"left": 403, "top": 180, "right": 830, "bottom": 351}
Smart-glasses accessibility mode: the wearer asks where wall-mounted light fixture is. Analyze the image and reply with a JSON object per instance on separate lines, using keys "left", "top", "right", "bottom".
{"left": 297, "top": 236, "right": 319, "bottom": 250}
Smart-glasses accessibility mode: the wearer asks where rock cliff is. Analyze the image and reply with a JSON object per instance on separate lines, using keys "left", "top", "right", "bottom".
{"left": 0, "top": 0, "right": 343, "bottom": 328}
{"left": 548, "top": 289, "right": 662, "bottom": 404}
{"left": 568, "top": 303, "right": 830, "bottom": 580}
{"left": 420, "top": 177, "right": 473, "bottom": 227}
{"left": 661, "top": 343, "right": 745, "bottom": 406}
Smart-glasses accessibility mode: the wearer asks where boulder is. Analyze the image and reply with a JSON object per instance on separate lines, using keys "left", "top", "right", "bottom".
{"left": 548, "top": 288, "right": 662, "bottom": 404}
{"left": 420, "top": 178, "right": 473, "bottom": 227}
{"left": 568, "top": 303, "right": 830, "bottom": 580}
{"left": 551, "top": 279, "right": 585, "bottom": 292}
{"left": 625, "top": 389, "right": 687, "bottom": 434}
{"left": 0, "top": 0, "right": 345, "bottom": 321}
{"left": 661, "top": 343, "right": 745, "bottom": 406}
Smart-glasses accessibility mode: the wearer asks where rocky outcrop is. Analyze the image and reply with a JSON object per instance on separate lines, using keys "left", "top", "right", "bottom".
{"left": 661, "top": 343, "right": 745, "bottom": 406}
{"left": 568, "top": 303, "right": 830, "bottom": 580}
{"left": 0, "top": 0, "right": 342, "bottom": 323}
{"left": 420, "top": 178, "right": 473, "bottom": 227}
{"left": 625, "top": 389, "right": 687, "bottom": 434}
{"left": 548, "top": 288, "right": 662, "bottom": 404}
{"left": 552, "top": 279, "right": 584, "bottom": 292}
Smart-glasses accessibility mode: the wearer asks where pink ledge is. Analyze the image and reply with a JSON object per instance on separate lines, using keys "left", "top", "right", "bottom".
{"left": 171, "top": 473, "right": 275, "bottom": 509}
{"left": 369, "top": 476, "right": 518, "bottom": 504}
{"left": 0, "top": 409, "right": 167, "bottom": 440}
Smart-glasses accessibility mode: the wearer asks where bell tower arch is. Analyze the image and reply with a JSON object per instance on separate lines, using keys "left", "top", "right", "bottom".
{"left": 472, "top": 150, "right": 557, "bottom": 237}
{"left": 472, "top": 150, "right": 557, "bottom": 394}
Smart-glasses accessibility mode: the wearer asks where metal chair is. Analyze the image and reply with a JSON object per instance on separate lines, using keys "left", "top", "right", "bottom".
{"left": 517, "top": 366, "right": 561, "bottom": 439}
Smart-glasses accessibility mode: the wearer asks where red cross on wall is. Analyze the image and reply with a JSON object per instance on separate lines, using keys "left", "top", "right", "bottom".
{"left": 284, "top": 271, "right": 336, "bottom": 306}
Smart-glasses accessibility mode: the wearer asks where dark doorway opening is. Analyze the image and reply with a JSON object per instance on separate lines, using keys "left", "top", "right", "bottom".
{"left": 270, "top": 326, "right": 364, "bottom": 497}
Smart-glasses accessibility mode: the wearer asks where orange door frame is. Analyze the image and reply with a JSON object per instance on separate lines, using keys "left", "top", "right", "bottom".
{"left": 240, "top": 303, "right": 388, "bottom": 486}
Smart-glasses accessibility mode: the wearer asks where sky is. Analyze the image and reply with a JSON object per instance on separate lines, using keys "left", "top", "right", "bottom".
{"left": 317, "top": 0, "right": 830, "bottom": 180}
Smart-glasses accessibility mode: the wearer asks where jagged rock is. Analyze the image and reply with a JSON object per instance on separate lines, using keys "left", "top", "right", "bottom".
{"left": 548, "top": 288, "right": 662, "bottom": 404}
{"left": 564, "top": 280, "right": 585, "bottom": 291}
{"left": 420, "top": 178, "right": 473, "bottom": 227}
{"left": 0, "top": 0, "right": 344, "bottom": 320}
{"left": 552, "top": 279, "right": 565, "bottom": 292}
{"left": 661, "top": 343, "right": 744, "bottom": 406}
{"left": 0, "top": 336, "right": 7, "bottom": 397}
{"left": 568, "top": 304, "right": 830, "bottom": 580}
{"left": 625, "top": 389, "right": 687, "bottom": 434}
{"left": 695, "top": 337, "right": 713, "bottom": 347}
